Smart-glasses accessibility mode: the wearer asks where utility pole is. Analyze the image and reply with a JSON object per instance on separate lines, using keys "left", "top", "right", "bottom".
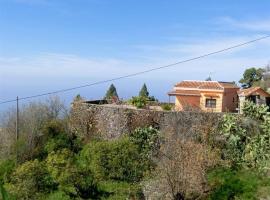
{"left": 16, "top": 96, "right": 19, "bottom": 163}
{"left": 16, "top": 96, "right": 19, "bottom": 141}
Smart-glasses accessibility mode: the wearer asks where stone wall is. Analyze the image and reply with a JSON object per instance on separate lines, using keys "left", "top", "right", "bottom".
{"left": 70, "top": 102, "right": 223, "bottom": 140}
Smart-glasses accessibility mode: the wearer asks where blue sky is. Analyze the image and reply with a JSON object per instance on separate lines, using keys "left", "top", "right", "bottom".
{"left": 1, "top": 0, "right": 270, "bottom": 108}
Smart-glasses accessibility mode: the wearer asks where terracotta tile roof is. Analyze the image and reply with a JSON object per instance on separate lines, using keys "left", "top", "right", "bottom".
{"left": 219, "top": 82, "right": 240, "bottom": 89}
{"left": 168, "top": 90, "right": 201, "bottom": 96}
{"left": 238, "top": 87, "right": 270, "bottom": 97}
{"left": 175, "top": 80, "right": 238, "bottom": 90}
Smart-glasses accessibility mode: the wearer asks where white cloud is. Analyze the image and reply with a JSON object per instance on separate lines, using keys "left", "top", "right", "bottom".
{"left": 1, "top": 34, "right": 270, "bottom": 83}
{"left": 0, "top": 53, "right": 141, "bottom": 79}
{"left": 217, "top": 17, "right": 270, "bottom": 32}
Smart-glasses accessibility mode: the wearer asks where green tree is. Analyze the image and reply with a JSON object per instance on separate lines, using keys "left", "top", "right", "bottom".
{"left": 205, "top": 76, "right": 212, "bottom": 81}
{"left": 104, "top": 84, "right": 118, "bottom": 100}
{"left": 139, "top": 83, "right": 149, "bottom": 97}
{"left": 239, "top": 67, "right": 264, "bottom": 88}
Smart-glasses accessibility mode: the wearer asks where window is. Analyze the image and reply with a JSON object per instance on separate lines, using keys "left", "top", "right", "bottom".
{"left": 205, "top": 98, "right": 216, "bottom": 108}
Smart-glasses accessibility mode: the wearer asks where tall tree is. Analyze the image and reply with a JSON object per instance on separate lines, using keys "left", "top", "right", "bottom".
{"left": 104, "top": 84, "right": 118, "bottom": 100}
{"left": 239, "top": 67, "right": 264, "bottom": 88}
{"left": 139, "top": 83, "right": 149, "bottom": 97}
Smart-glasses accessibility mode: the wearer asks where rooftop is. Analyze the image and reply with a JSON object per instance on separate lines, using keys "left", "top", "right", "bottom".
{"left": 174, "top": 80, "right": 239, "bottom": 90}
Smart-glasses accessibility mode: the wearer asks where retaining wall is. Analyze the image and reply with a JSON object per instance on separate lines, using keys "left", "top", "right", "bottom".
{"left": 70, "top": 102, "right": 222, "bottom": 140}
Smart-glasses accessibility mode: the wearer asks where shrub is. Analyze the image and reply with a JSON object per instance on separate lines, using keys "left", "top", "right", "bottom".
{"left": 161, "top": 104, "right": 173, "bottom": 111}
{"left": 99, "top": 181, "right": 143, "bottom": 200}
{"left": 0, "top": 159, "right": 15, "bottom": 183}
{"left": 129, "top": 127, "right": 160, "bottom": 159}
{"left": 242, "top": 101, "right": 269, "bottom": 121}
{"left": 129, "top": 96, "right": 147, "bottom": 109}
{"left": 78, "top": 137, "right": 148, "bottom": 182}
{"left": 219, "top": 103, "right": 270, "bottom": 169}
{"left": 42, "top": 191, "right": 71, "bottom": 200}
{"left": 219, "top": 114, "right": 247, "bottom": 167}
{"left": 7, "top": 159, "right": 56, "bottom": 199}
{"left": 45, "top": 148, "right": 101, "bottom": 199}
{"left": 0, "top": 183, "right": 9, "bottom": 200}
{"left": 208, "top": 167, "right": 270, "bottom": 200}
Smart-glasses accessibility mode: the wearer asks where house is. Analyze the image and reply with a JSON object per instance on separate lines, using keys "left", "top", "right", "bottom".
{"left": 168, "top": 80, "right": 239, "bottom": 112}
{"left": 238, "top": 87, "right": 270, "bottom": 113}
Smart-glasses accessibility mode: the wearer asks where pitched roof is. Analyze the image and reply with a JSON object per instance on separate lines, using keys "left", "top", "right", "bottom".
{"left": 238, "top": 87, "right": 270, "bottom": 97}
{"left": 174, "top": 80, "right": 238, "bottom": 90}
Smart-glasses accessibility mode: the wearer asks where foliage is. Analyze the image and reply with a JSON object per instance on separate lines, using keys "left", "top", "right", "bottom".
{"left": 36, "top": 120, "right": 81, "bottom": 159}
{"left": 208, "top": 167, "right": 270, "bottom": 200}
{"left": 129, "top": 96, "right": 147, "bottom": 109}
{"left": 219, "top": 101, "right": 270, "bottom": 169}
{"left": 242, "top": 101, "right": 269, "bottom": 120}
{"left": 239, "top": 67, "right": 264, "bottom": 88}
{"left": 0, "top": 160, "right": 15, "bottom": 184}
{"left": 205, "top": 76, "right": 212, "bottom": 81}
{"left": 161, "top": 103, "right": 173, "bottom": 111}
{"left": 43, "top": 191, "right": 71, "bottom": 200}
{"left": 78, "top": 137, "right": 149, "bottom": 183}
{"left": 7, "top": 159, "right": 56, "bottom": 199}
{"left": 219, "top": 114, "right": 247, "bottom": 166}
{"left": 0, "top": 184, "right": 9, "bottom": 200}
{"left": 73, "top": 94, "right": 84, "bottom": 102}
{"left": 45, "top": 149, "right": 77, "bottom": 195}
{"left": 99, "top": 181, "right": 143, "bottom": 200}
{"left": 139, "top": 83, "right": 149, "bottom": 98}
{"left": 129, "top": 126, "right": 160, "bottom": 159}
{"left": 138, "top": 83, "right": 157, "bottom": 102}
{"left": 0, "top": 96, "right": 67, "bottom": 162}
{"left": 152, "top": 139, "right": 219, "bottom": 200}
{"left": 104, "top": 84, "right": 118, "bottom": 100}
{"left": 45, "top": 148, "right": 101, "bottom": 198}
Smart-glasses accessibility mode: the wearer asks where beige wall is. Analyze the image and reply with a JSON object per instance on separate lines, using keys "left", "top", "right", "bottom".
{"left": 200, "top": 92, "right": 223, "bottom": 112}
{"left": 174, "top": 89, "right": 239, "bottom": 113}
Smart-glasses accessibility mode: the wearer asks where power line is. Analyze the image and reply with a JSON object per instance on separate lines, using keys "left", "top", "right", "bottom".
{"left": 1, "top": 34, "right": 270, "bottom": 105}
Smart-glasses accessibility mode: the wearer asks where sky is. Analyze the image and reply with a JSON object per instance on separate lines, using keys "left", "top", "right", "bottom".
{"left": 1, "top": 0, "right": 270, "bottom": 109}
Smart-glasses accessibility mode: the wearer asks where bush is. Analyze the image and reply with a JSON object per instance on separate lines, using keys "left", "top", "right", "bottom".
{"left": 42, "top": 191, "right": 71, "bottom": 200}
{"left": 219, "top": 103, "right": 270, "bottom": 169}
{"left": 161, "top": 104, "right": 173, "bottom": 111}
{"left": 45, "top": 148, "right": 100, "bottom": 198}
{"left": 0, "top": 160, "right": 15, "bottom": 183}
{"left": 78, "top": 137, "right": 148, "bottom": 182}
{"left": 129, "top": 96, "right": 147, "bottom": 109}
{"left": 99, "top": 181, "right": 143, "bottom": 200}
{"left": 7, "top": 159, "right": 56, "bottom": 199}
{"left": 208, "top": 167, "right": 270, "bottom": 200}
{"left": 129, "top": 126, "right": 160, "bottom": 159}
{"left": 242, "top": 101, "right": 269, "bottom": 121}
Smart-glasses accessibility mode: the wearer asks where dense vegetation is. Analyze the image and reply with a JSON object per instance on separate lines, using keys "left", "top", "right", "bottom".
{"left": 239, "top": 66, "right": 270, "bottom": 90}
{"left": 207, "top": 101, "right": 270, "bottom": 199}
{"left": 1, "top": 95, "right": 270, "bottom": 199}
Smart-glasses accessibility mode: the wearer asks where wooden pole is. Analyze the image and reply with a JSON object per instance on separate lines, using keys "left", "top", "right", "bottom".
{"left": 16, "top": 96, "right": 19, "bottom": 141}
{"left": 16, "top": 96, "right": 19, "bottom": 163}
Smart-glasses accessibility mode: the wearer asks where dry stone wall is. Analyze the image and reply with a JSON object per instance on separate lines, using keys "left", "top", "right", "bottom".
{"left": 70, "top": 102, "right": 222, "bottom": 140}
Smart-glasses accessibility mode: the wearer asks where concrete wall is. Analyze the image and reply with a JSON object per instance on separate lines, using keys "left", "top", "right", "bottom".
{"left": 70, "top": 102, "right": 222, "bottom": 140}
